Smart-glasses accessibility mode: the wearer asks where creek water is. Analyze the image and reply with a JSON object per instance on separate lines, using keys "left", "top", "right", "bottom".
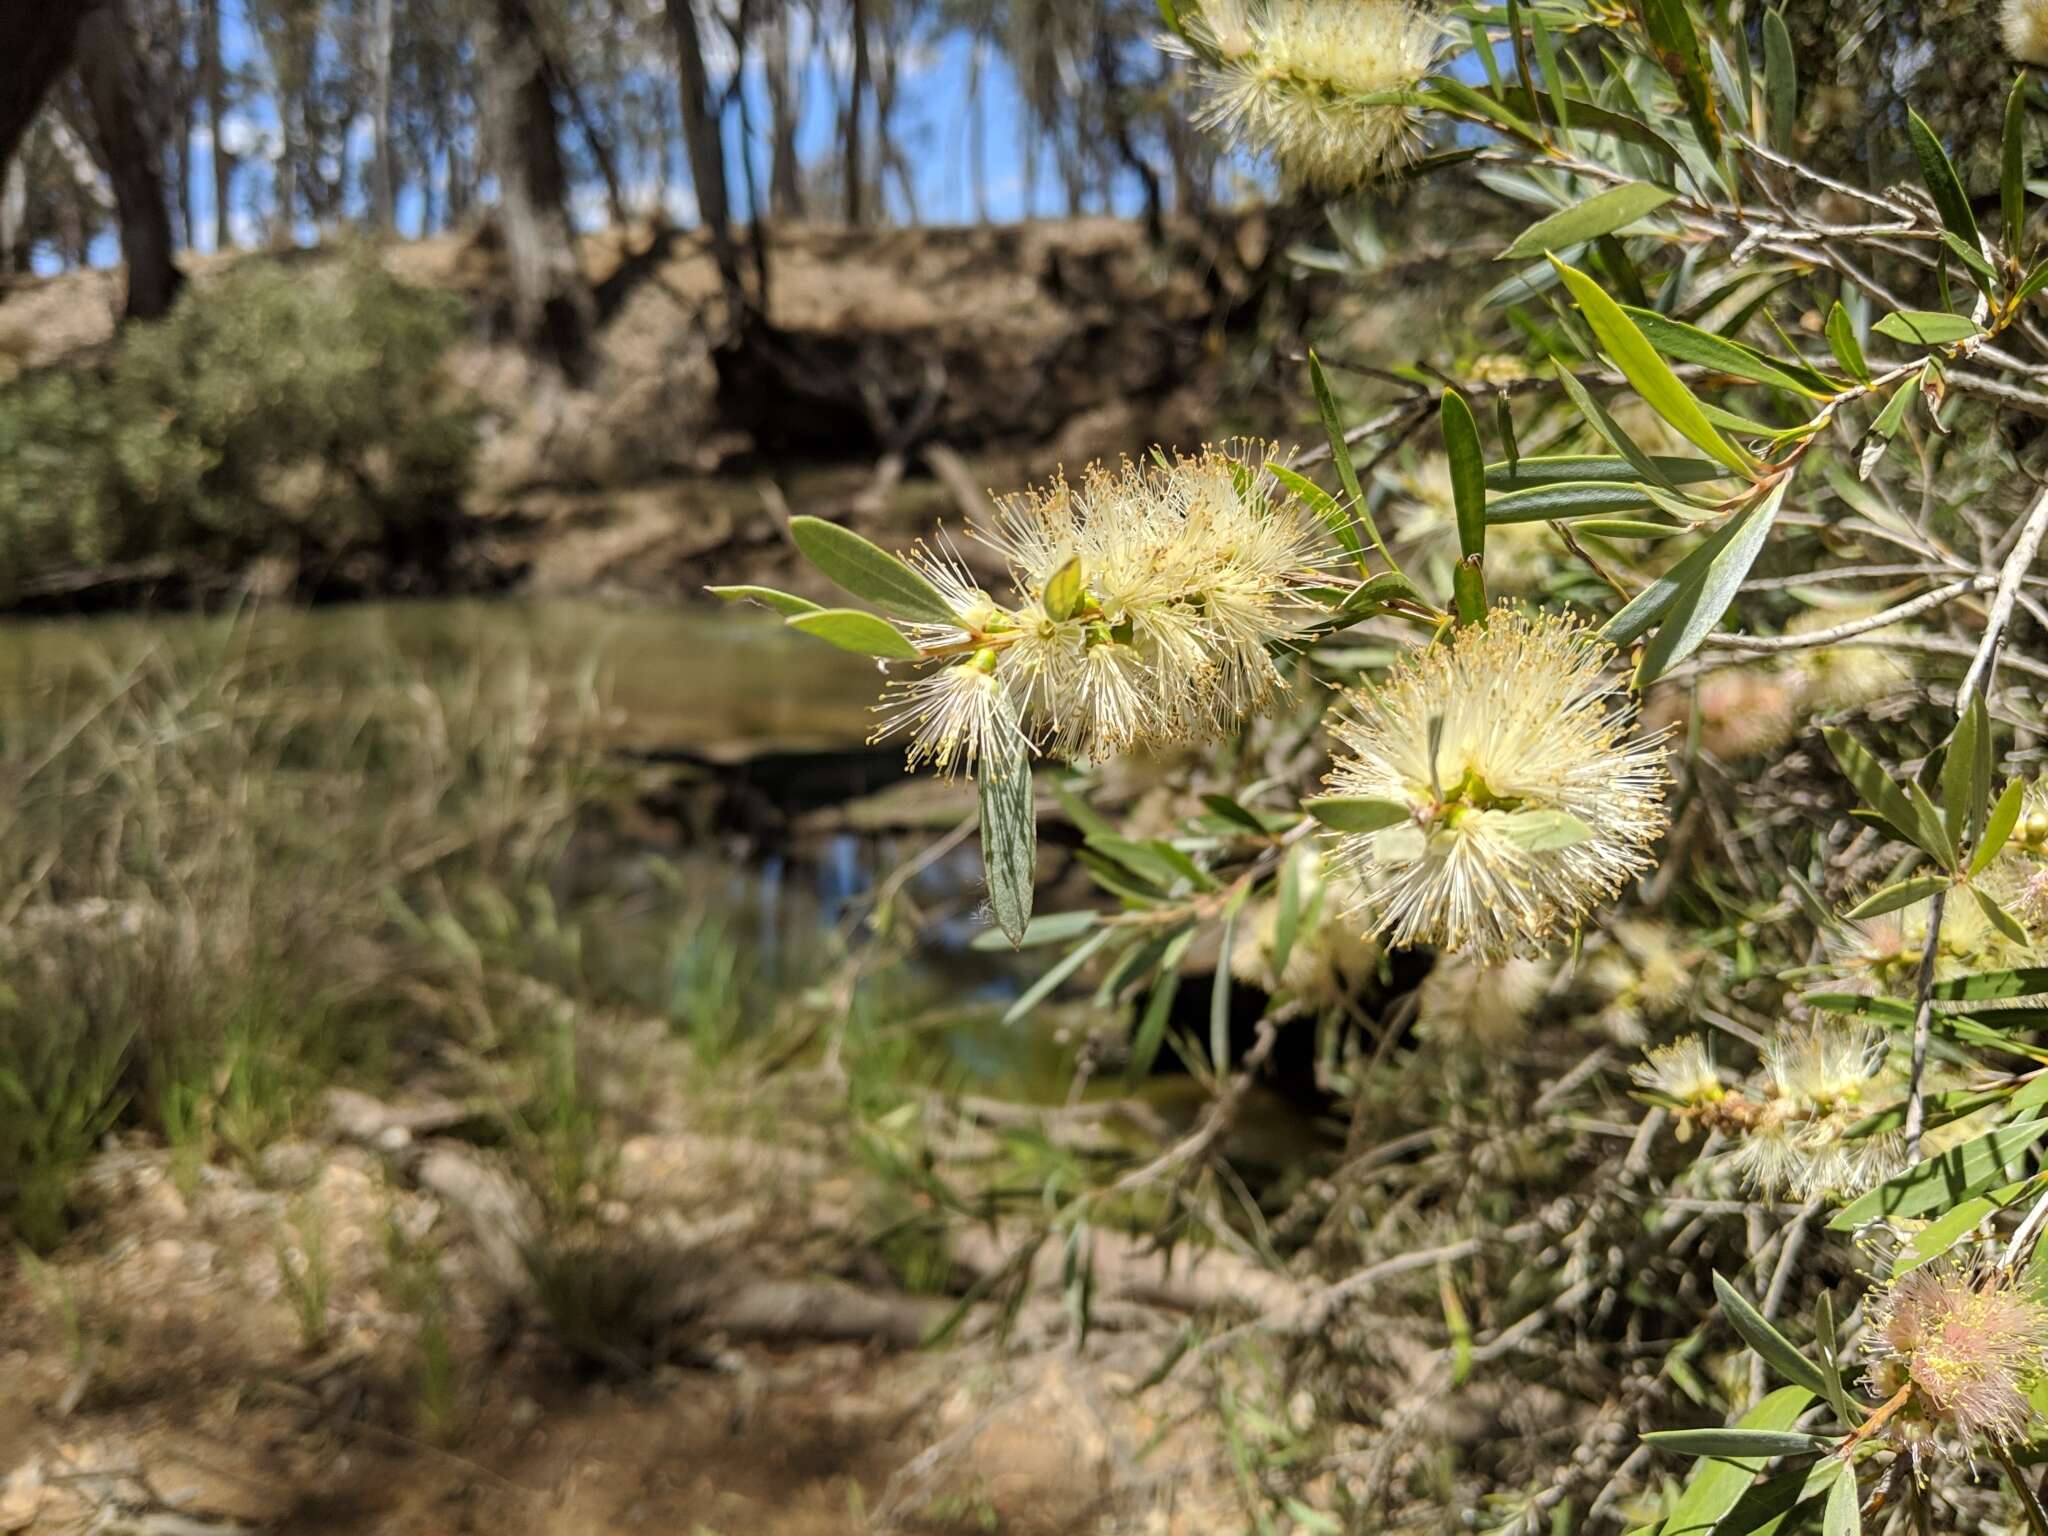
{"left": 0, "top": 596, "right": 1087, "bottom": 1099}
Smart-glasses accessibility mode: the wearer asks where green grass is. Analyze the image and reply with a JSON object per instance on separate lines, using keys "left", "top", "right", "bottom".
{"left": 0, "top": 620, "right": 620, "bottom": 1249}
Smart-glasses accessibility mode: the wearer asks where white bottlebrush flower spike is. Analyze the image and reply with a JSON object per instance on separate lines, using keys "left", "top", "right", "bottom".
{"left": 1631, "top": 1036, "right": 1722, "bottom": 1106}
{"left": 1318, "top": 608, "right": 1670, "bottom": 963}
{"left": 2006, "top": 0, "right": 2048, "bottom": 66}
{"left": 866, "top": 444, "right": 1330, "bottom": 776}
{"left": 877, "top": 651, "right": 1029, "bottom": 779}
{"left": 1868, "top": 1263, "right": 2048, "bottom": 1446}
{"left": 1727, "top": 1020, "right": 1901, "bottom": 1200}
{"left": 1168, "top": 0, "right": 1446, "bottom": 193}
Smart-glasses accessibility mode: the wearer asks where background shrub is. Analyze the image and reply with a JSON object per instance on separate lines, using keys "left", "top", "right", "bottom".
{"left": 0, "top": 252, "right": 475, "bottom": 602}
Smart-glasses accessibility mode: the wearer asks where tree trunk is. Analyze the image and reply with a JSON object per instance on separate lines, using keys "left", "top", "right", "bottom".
{"left": 764, "top": 5, "right": 802, "bottom": 220}
{"left": 843, "top": 0, "right": 868, "bottom": 225}
{"left": 1095, "top": 30, "right": 1162, "bottom": 241}
{"left": 664, "top": 0, "right": 730, "bottom": 240}
{"left": 202, "top": 0, "right": 232, "bottom": 249}
{"left": 0, "top": 155, "right": 27, "bottom": 274}
{"left": 967, "top": 37, "right": 987, "bottom": 223}
{"left": 477, "top": 0, "right": 595, "bottom": 377}
{"left": 0, "top": 7, "right": 93, "bottom": 174}
{"left": 76, "top": 0, "right": 183, "bottom": 321}
{"left": 369, "top": 0, "right": 396, "bottom": 232}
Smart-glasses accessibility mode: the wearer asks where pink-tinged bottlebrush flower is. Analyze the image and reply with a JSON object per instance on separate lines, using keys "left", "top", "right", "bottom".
{"left": 1318, "top": 608, "right": 1670, "bottom": 963}
{"left": 1866, "top": 1263, "right": 2048, "bottom": 1446}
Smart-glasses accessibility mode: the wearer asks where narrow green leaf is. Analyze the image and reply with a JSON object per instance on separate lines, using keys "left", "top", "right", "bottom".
{"left": 1941, "top": 230, "right": 1999, "bottom": 282}
{"left": 1485, "top": 454, "right": 1729, "bottom": 490}
{"left": 1812, "top": 1292, "right": 1858, "bottom": 1430}
{"left": 1972, "top": 777, "right": 2027, "bottom": 877}
{"left": 1549, "top": 257, "right": 1754, "bottom": 474}
{"left": 1634, "top": 0, "right": 1721, "bottom": 158}
{"left": 1622, "top": 306, "right": 1842, "bottom": 397}
{"left": 1550, "top": 362, "right": 1681, "bottom": 489}
{"left": 1211, "top": 904, "right": 1239, "bottom": 1073}
{"left": 1713, "top": 1273, "right": 1828, "bottom": 1397}
{"left": 1201, "top": 793, "right": 1270, "bottom": 838}
{"left": 706, "top": 583, "right": 822, "bottom": 616}
{"left": 1763, "top": 10, "right": 1797, "bottom": 151}
{"left": 1932, "top": 964, "right": 2048, "bottom": 1002}
{"left": 1452, "top": 559, "right": 1487, "bottom": 625}
{"left": 788, "top": 516, "right": 960, "bottom": 625}
{"left": 1905, "top": 780, "right": 1957, "bottom": 870}
{"left": 1306, "top": 353, "right": 1394, "bottom": 570}
{"left": 1126, "top": 928, "right": 1193, "bottom": 1084}
{"left": 1442, "top": 388, "right": 1488, "bottom": 562}
{"left": 1304, "top": 796, "right": 1413, "bottom": 834}
{"left": 1493, "top": 84, "right": 1684, "bottom": 160}
{"left": 1843, "top": 875, "right": 1949, "bottom": 921}
{"left": 1823, "top": 1464, "right": 1861, "bottom": 1536}
{"left": 1001, "top": 923, "right": 1110, "bottom": 1023}
{"left": 1602, "top": 497, "right": 1759, "bottom": 647}
{"left": 982, "top": 754, "right": 1038, "bottom": 950}
{"left": 1907, "top": 108, "right": 1982, "bottom": 255}
{"left": 1269, "top": 462, "right": 1364, "bottom": 571}
{"left": 1271, "top": 846, "right": 1304, "bottom": 981}
{"left": 1824, "top": 727, "right": 1937, "bottom": 852}
{"left": 1529, "top": 11, "right": 1567, "bottom": 133}
{"left": 970, "top": 910, "right": 1098, "bottom": 952}
{"left": 2006, "top": 74, "right": 2030, "bottom": 262}
{"left": 1570, "top": 517, "right": 1690, "bottom": 540}
{"left": 1941, "top": 697, "right": 1984, "bottom": 846}
{"left": 1975, "top": 887, "right": 2031, "bottom": 946}
{"left": 1499, "top": 183, "right": 1676, "bottom": 262}
{"left": 1870, "top": 311, "right": 1979, "bottom": 346}
{"left": 786, "top": 608, "right": 921, "bottom": 659}
{"left": 1487, "top": 480, "right": 1659, "bottom": 523}
{"left": 1634, "top": 476, "right": 1789, "bottom": 684}
{"left": 1424, "top": 76, "right": 1543, "bottom": 146}
{"left": 1643, "top": 1429, "right": 1828, "bottom": 1459}
{"left": 1825, "top": 303, "right": 1870, "bottom": 384}
{"left": 1830, "top": 1119, "right": 2048, "bottom": 1230}
{"left": 1893, "top": 1188, "right": 2017, "bottom": 1276}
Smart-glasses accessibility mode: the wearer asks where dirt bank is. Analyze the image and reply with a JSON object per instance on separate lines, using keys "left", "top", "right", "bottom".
{"left": 0, "top": 214, "right": 1308, "bottom": 610}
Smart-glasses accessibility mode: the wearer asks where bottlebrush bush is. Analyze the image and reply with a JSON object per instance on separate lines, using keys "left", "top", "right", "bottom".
{"left": 724, "top": 4, "right": 2048, "bottom": 1528}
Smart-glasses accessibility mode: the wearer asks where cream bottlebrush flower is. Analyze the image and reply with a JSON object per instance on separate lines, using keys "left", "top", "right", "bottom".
{"left": 867, "top": 445, "right": 1328, "bottom": 776}
{"left": 2006, "top": 0, "right": 2048, "bottom": 66}
{"left": 1728, "top": 1021, "right": 1902, "bottom": 1200}
{"left": 1867, "top": 1264, "right": 2048, "bottom": 1445}
{"left": 1319, "top": 608, "right": 1670, "bottom": 963}
{"left": 983, "top": 446, "right": 1331, "bottom": 761}
{"left": 1783, "top": 605, "right": 1912, "bottom": 712}
{"left": 1589, "top": 920, "right": 1696, "bottom": 1043}
{"left": 1630, "top": 1035, "right": 1723, "bottom": 1106}
{"left": 877, "top": 650, "right": 1030, "bottom": 779}
{"left": 1832, "top": 893, "right": 2034, "bottom": 990}
{"left": 1415, "top": 953, "right": 1550, "bottom": 1044}
{"left": 1171, "top": 0, "right": 1446, "bottom": 194}
{"left": 1237, "top": 851, "right": 1383, "bottom": 1008}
